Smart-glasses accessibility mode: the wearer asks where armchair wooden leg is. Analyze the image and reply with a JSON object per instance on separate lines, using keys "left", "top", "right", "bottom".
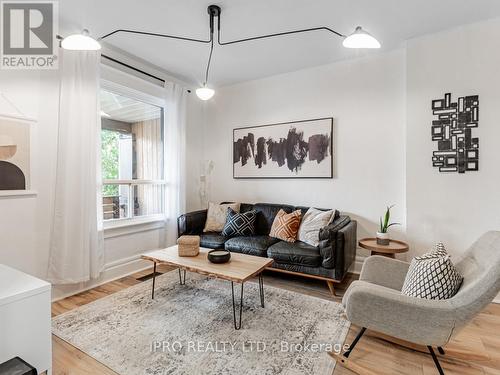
{"left": 367, "top": 329, "right": 490, "bottom": 361}
{"left": 326, "top": 280, "right": 336, "bottom": 296}
{"left": 328, "top": 352, "right": 380, "bottom": 375}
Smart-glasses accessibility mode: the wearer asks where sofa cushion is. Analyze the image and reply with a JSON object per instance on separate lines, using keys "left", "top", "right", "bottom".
{"left": 295, "top": 206, "right": 340, "bottom": 221}
{"left": 269, "top": 209, "right": 302, "bottom": 243}
{"left": 253, "top": 203, "right": 294, "bottom": 235}
{"left": 401, "top": 243, "right": 463, "bottom": 300}
{"left": 298, "top": 207, "right": 336, "bottom": 247}
{"left": 222, "top": 208, "right": 257, "bottom": 237}
{"left": 203, "top": 202, "right": 241, "bottom": 232}
{"left": 199, "top": 233, "right": 229, "bottom": 249}
{"left": 225, "top": 235, "right": 280, "bottom": 257}
{"left": 267, "top": 241, "right": 322, "bottom": 267}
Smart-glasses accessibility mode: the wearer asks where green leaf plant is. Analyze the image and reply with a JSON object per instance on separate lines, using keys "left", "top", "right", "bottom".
{"left": 379, "top": 205, "right": 401, "bottom": 233}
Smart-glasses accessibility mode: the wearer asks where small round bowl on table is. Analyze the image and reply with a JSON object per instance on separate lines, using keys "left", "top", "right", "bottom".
{"left": 207, "top": 249, "right": 231, "bottom": 264}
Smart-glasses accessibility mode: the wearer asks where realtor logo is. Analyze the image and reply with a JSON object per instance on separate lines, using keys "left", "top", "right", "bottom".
{"left": 1, "top": 1, "right": 58, "bottom": 69}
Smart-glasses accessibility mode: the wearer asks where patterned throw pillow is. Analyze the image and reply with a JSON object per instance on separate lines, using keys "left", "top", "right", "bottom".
{"left": 297, "top": 207, "right": 336, "bottom": 247}
{"left": 222, "top": 208, "right": 256, "bottom": 237}
{"left": 416, "top": 242, "right": 448, "bottom": 259}
{"left": 203, "top": 202, "right": 241, "bottom": 232}
{"left": 269, "top": 209, "right": 302, "bottom": 243}
{"left": 401, "top": 244, "right": 463, "bottom": 300}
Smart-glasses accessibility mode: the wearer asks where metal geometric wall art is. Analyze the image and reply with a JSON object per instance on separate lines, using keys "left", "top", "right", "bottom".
{"left": 431, "top": 93, "right": 479, "bottom": 173}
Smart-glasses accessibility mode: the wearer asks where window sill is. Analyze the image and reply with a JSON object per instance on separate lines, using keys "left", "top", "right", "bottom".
{"left": 0, "top": 190, "right": 37, "bottom": 198}
{"left": 103, "top": 215, "right": 165, "bottom": 239}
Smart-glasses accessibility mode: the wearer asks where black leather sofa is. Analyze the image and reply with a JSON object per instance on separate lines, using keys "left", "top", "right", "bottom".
{"left": 178, "top": 202, "right": 357, "bottom": 295}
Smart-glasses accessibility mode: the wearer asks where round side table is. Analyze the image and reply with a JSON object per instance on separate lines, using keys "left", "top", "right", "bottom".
{"left": 358, "top": 238, "right": 409, "bottom": 258}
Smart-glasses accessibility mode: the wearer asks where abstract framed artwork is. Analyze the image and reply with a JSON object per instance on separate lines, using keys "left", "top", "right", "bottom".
{"left": 431, "top": 93, "right": 479, "bottom": 174}
{"left": 233, "top": 117, "right": 333, "bottom": 179}
{"left": 0, "top": 114, "right": 34, "bottom": 191}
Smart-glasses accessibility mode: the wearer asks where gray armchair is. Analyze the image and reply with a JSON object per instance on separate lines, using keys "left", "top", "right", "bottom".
{"left": 337, "top": 231, "right": 500, "bottom": 374}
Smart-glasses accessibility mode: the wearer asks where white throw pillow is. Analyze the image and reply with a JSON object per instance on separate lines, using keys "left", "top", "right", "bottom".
{"left": 401, "top": 244, "right": 463, "bottom": 300}
{"left": 297, "top": 207, "right": 335, "bottom": 247}
{"left": 203, "top": 202, "right": 241, "bottom": 233}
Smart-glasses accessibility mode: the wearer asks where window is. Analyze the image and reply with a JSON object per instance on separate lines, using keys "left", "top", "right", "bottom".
{"left": 100, "top": 87, "right": 165, "bottom": 222}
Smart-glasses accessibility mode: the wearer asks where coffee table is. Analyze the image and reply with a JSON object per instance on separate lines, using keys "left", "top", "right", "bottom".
{"left": 141, "top": 246, "right": 273, "bottom": 330}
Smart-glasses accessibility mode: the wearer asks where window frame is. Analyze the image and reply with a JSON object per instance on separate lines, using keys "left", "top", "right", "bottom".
{"left": 100, "top": 80, "right": 167, "bottom": 228}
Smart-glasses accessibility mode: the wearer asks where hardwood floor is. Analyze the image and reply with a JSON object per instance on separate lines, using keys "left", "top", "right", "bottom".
{"left": 52, "top": 266, "right": 500, "bottom": 375}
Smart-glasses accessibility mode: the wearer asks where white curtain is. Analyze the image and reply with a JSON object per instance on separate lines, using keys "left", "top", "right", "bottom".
{"left": 164, "top": 82, "right": 187, "bottom": 246}
{"left": 48, "top": 49, "right": 104, "bottom": 284}
{"left": 132, "top": 118, "right": 163, "bottom": 215}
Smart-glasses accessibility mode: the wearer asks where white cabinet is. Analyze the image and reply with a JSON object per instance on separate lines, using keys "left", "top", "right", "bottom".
{"left": 0, "top": 264, "right": 52, "bottom": 375}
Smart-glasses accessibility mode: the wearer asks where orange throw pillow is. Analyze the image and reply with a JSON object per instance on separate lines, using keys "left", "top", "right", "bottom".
{"left": 269, "top": 209, "right": 302, "bottom": 243}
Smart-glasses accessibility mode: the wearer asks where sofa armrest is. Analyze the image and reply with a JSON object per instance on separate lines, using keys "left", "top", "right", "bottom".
{"left": 318, "top": 217, "right": 357, "bottom": 280}
{"left": 342, "top": 280, "right": 456, "bottom": 346}
{"left": 360, "top": 256, "right": 410, "bottom": 291}
{"left": 334, "top": 220, "right": 357, "bottom": 280}
{"left": 177, "top": 209, "right": 207, "bottom": 237}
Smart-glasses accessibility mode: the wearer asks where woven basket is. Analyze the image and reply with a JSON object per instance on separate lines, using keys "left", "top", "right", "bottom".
{"left": 177, "top": 235, "right": 200, "bottom": 257}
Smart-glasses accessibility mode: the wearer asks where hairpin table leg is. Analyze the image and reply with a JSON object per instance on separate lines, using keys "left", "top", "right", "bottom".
{"left": 178, "top": 268, "right": 186, "bottom": 285}
{"left": 231, "top": 281, "right": 244, "bottom": 330}
{"left": 151, "top": 262, "right": 157, "bottom": 299}
{"left": 258, "top": 273, "right": 265, "bottom": 308}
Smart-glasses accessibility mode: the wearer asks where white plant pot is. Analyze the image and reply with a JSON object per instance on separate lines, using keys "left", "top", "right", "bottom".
{"left": 376, "top": 232, "right": 390, "bottom": 245}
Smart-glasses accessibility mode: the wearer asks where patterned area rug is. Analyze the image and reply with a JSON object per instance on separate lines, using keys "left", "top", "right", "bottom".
{"left": 52, "top": 271, "right": 350, "bottom": 375}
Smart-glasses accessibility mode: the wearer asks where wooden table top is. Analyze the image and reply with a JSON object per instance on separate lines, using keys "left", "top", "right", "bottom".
{"left": 358, "top": 238, "right": 409, "bottom": 254}
{"left": 141, "top": 246, "right": 273, "bottom": 283}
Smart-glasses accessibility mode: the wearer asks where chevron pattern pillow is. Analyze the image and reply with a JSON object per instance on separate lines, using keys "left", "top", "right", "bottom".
{"left": 401, "top": 243, "right": 463, "bottom": 300}
{"left": 269, "top": 209, "right": 302, "bottom": 243}
{"left": 222, "top": 208, "right": 256, "bottom": 237}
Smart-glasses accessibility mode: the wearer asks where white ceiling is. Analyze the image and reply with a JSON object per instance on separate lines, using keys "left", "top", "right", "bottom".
{"left": 60, "top": 0, "right": 500, "bottom": 87}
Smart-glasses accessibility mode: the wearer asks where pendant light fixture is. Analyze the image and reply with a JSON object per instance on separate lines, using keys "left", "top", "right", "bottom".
{"left": 60, "top": 29, "right": 101, "bottom": 50}
{"left": 196, "top": 28, "right": 216, "bottom": 101}
{"left": 69, "top": 5, "right": 381, "bottom": 100}
{"left": 196, "top": 86, "right": 215, "bottom": 101}
{"left": 342, "top": 26, "right": 381, "bottom": 49}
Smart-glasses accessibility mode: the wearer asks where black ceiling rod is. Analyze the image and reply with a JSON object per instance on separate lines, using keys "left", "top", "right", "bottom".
{"left": 100, "top": 54, "right": 192, "bottom": 93}
{"left": 99, "top": 5, "right": 220, "bottom": 43}
{"left": 101, "top": 54, "right": 165, "bottom": 83}
{"left": 99, "top": 28, "right": 212, "bottom": 44}
{"left": 214, "top": 6, "right": 345, "bottom": 46}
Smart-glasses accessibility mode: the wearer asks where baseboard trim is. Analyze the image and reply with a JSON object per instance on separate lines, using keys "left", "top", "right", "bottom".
{"left": 51, "top": 257, "right": 153, "bottom": 302}
{"left": 351, "top": 254, "right": 367, "bottom": 274}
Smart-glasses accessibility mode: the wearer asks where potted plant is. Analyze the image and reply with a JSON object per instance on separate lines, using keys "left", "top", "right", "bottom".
{"left": 377, "top": 205, "right": 400, "bottom": 245}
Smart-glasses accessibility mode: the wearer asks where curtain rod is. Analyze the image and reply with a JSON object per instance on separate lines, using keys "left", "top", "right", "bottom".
{"left": 101, "top": 54, "right": 191, "bottom": 93}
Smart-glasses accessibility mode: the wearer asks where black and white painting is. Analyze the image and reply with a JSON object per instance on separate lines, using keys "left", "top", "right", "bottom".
{"left": 431, "top": 93, "right": 479, "bottom": 173}
{"left": 233, "top": 118, "right": 333, "bottom": 179}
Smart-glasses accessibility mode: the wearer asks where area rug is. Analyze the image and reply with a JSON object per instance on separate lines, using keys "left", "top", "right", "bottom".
{"left": 52, "top": 271, "right": 350, "bottom": 375}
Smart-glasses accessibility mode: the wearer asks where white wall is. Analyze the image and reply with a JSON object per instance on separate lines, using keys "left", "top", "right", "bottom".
{"left": 205, "top": 49, "right": 407, "bottom": 244}
{"left": 0, "top": 70, "right": 59, "bottom": 281}
{"left": 0, "top": 58, "right": 205, "bottom": 300}
{"left": 406, "top": 18, "right": 500, "bottom": 258}
{"left": 201, "top": 19, "right": 500, "bottom": 264}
